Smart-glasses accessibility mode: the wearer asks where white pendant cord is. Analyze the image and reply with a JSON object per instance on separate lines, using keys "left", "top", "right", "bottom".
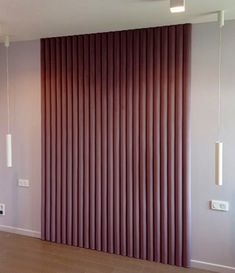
{"left": 217, "top": 25, "right": 222, "bottom": 142}
{"left": 6, "top": 43, "right": 10, "bottom": 133}
{"left": 217, "top": 10, "right": 224, "bottom": 141}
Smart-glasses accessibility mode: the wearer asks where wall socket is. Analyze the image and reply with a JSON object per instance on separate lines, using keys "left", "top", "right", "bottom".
{"left": 0, "top": 204, "right": 5, "bottom": 216}
{"left": 18, "top": 179, "right": 30, "bottom": 187}
{"left": 210, "top": 200, "right": 229, "bottom": 212}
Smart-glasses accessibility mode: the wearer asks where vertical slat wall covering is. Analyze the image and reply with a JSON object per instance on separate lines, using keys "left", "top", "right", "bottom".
{"left": 41, "top": 24, "right": 192, "bottom": 267}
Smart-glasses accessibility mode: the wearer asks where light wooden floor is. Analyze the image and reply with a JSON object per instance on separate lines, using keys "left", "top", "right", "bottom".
{"left": 0, "top": 231, "right": 211, "bottom": 273}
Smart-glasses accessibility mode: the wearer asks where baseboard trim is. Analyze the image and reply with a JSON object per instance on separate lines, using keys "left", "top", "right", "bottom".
{"left": 191, "top": 260, "right": 235, "bottom": 273}
{"left": 0, "top": 224, "right": 41, "bottom": 239}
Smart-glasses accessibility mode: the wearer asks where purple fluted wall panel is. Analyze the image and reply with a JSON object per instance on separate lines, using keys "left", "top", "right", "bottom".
{"left": 41, "top": 24, "right": 192, "bottom": 267}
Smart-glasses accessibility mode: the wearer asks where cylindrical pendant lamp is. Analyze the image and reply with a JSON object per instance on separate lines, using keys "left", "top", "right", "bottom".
{"left": 215, "top": 142, "right": 223, "bottom": 186}
{"left": 6, "top": 134, "right": 12, "bottom": 168}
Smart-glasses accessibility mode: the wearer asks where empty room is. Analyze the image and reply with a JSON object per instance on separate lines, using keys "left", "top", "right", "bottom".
{"left": 0, "top": 0, "right": 234, "bottom": 272}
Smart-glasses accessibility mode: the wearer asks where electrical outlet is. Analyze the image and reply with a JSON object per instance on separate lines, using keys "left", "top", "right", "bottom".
{"left": 18, "top": 179, "right": 30, "bottom": 187}
{"left": 0, "top": 204, "right": 5, "bottom": 216}
{"left": 210, "top": 200, "right": 229, "bottom": 212}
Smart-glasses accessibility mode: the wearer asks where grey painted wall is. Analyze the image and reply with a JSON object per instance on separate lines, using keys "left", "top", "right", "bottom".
{"left": 0, "top": 40, "right": 41, "bottom": 233}
{"left": 0, "top": 21, "right": 235, "bottom": 267}
{"left": 191, "top": 21, "right": 235, "bottom": 267}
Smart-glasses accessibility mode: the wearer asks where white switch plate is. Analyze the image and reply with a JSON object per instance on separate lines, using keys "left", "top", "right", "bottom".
{"left": 0, "top": 204, "right": 5, "bottom": 216}
{"left": 210, "top": 200, "right": 229, "bottom": 212}
{"left": 18, "top": 179, "right": 30, "bottom": 187}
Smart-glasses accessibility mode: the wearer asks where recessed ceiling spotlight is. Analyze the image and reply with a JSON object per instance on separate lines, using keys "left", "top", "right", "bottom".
{"left": 170, "top": 0, "right": 185, "bottom": 13}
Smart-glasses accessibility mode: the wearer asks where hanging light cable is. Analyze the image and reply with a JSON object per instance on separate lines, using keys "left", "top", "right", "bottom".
{"left": 5, "top": 35, "right": 12, "bottom": 168}
{"left": 215, "top": 11, "right": 224, "bottom": 186}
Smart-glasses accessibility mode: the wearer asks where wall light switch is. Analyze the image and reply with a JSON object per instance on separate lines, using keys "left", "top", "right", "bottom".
{"left": 210, "top": 200, "right": 229, "bottom": 212}
{"left": 0, "top": 204, "right": 5, "bottom": 216}
{"left": 18, "top": 179, "right": 30, "bottom": 187}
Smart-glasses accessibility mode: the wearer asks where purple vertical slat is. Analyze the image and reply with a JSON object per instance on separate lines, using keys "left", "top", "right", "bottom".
{"left": 95, "top": 34, "right": 102, "bottom": 251}
{"left": 72, "top": 36, "right": 78, "bottom": 246}
{"left": 113, "top": 32, "right": 121, "bottom": 255}
{"left": 146, "top": 29, "right": 154, "bottom": 261}
{"left": 120, "top": 31, "right": 127, "bottom": 257}
{"left": 84, "top": 35, "right": 90, "bottom": 249}
{"left": 78, "top": 36, "right": 84, "bottom": 248}
{"left": 107, "top": 32, "right": 114, "bottom": 253}
{"left": 133, "top": 30, "right": 140, "bottom": 259}
{"left": 89, "top": 34, "right": 96, "bottom": 250}
{"left": 50, "top": 38, "right": 57, "bottom": 243}
{"left": 182, "top": 24, "right": 192, "bottom": 268}
{"left": 55, "top": 38, "right": 62, "bottom": 244}
{"left": 41, "top": 39, "right": 46, "bottom": 240}
{"left": 153, "top": 28, "right": 161, "bottom": 263}
{"left": 66, "top": 37, "right": 73, "bottom": 246}
{"left": 45, "top": 39, "right": 51, "bottom": 242}
{"left": 167, "top": 26, "right": 176, "bottom": 265}
{"left": 139, "top": 29, "right": 147, "bottom": 260}
{"left": 175, "top": 25, "right": 183, "bottom": 267}
{"left": 160, "top": 27, "right": 168, "bottom": 264}
{"left": 61, "top": 37, "right": 67, "bottom": 244}
{"left": 126, "top": 30, "right": 133, "bottom": 258}
{"left": 101, "top": 33, "right": 108, "bottom": 252}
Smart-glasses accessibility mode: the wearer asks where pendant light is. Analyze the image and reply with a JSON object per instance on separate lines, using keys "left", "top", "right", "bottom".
{"left": 5, "top": 35, "right": 12, "bottom": 168}
{"left": 215, "top": 11, "right": 224, "bottom": 186}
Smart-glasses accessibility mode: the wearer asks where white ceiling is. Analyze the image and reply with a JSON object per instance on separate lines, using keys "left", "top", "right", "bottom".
{"left": 0, "top": 0, "right": 235, "bottom": 41}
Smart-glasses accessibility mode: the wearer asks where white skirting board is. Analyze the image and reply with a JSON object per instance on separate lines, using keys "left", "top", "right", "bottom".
{"left": 0, "top": 224, "right": 41, "bottom": 239}
{"left": 191, "top": 260, "right": 235, "bottom": 273}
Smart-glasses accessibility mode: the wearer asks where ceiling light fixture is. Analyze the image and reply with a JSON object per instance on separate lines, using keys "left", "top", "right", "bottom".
{"left": 170, "top": 0, "right": 185, "bottom": 13}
